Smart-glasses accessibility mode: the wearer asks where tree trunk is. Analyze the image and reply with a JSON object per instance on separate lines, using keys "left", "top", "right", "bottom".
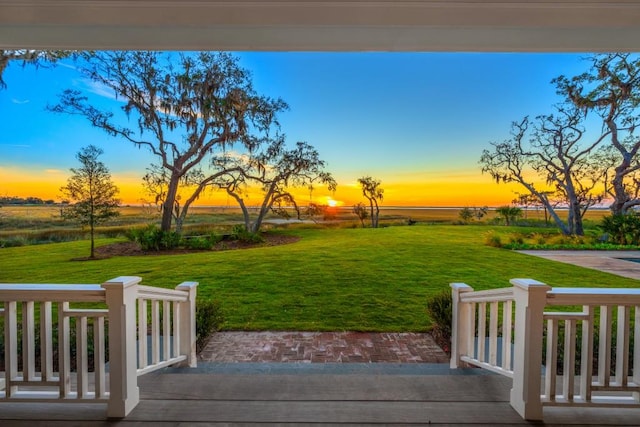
{"left": 90, "top": 221, "right": 95, "bottom": 259}
{"left": 161, "top": 173, "right": 181, "bottom": 232}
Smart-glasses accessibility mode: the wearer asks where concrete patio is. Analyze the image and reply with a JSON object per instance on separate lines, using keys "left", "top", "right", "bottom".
{"left": 518, "top": 250, "right": 640, "bottom": 280}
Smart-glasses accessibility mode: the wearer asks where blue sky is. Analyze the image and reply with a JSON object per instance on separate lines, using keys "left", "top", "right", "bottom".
{"left": 0, "top": 52, "right": 594, "bottom": 206}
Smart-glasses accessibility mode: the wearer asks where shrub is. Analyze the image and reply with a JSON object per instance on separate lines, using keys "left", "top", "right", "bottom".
{"left": 182, "top": 233, "right": 220, "bottom": 250}
{"left": 128, "top": 224, "right": 181, "bottom": 251}
{"left": 484, "top": 230, "right": 503, "bottom": 248}
{"left": 426, "top": 290, "right": 452, "bottom": 354}
{"left": 230, "top": 224, "right": 264, "bottom": 243}
{"left": 196, "top": 299, "right": 224, "bottom": 352}
{"left": 601, "top": 214, "right": 640, "bottom": 245}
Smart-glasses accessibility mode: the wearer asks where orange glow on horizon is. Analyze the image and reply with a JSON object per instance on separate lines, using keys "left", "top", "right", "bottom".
{"left": 1, "top": 167, "right": 526, "bottom": 208}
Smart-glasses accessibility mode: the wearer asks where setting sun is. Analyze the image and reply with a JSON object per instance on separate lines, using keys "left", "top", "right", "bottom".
{"left": 326, "top": 197, "right": 343, "bottom": 207}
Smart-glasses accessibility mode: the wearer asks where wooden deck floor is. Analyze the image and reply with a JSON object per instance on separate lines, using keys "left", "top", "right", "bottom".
{"left": 1, "top": 364, "right": 639, "bottom": 425}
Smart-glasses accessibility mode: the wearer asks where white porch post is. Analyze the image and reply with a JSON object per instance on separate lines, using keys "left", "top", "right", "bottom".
{"left": 102, "top": 276, "right": 142, "bottom": 418}
{"left": 509, "top": 278, "right": 551, "bottom": 421}
{"left": 450, "top": 282, "right": 473, "bottom": 369}
{"left": 176, "top": 281, "right": 198, "bottom": 367}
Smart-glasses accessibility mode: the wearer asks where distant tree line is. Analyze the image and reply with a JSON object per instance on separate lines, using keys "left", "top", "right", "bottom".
{"left": 0, "top": 196, "right": 58, "bottom": 206}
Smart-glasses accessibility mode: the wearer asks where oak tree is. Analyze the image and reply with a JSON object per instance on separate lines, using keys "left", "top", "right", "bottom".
{"left": 51, "top": 51, "right": 287, "bottom": 232}
{"left": 213, "top": 139, "right": 336, "bottom": 233}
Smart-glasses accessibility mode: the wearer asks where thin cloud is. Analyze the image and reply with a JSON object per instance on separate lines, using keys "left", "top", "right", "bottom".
{"left": 0, "top": 144, "right": 30, "bottom": 148}
{"left": 11, "top": 99, "right": 29, "bottom": 105}
{"left": 82, "top": 79, "right": 118, "bottom": 100}
{"left": 45, "top": 169, "right": 64, "bottom": 174}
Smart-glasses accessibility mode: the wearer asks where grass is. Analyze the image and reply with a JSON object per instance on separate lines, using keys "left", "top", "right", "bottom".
{"left": 1, "top": 224, "right": 638, "bottom": 332}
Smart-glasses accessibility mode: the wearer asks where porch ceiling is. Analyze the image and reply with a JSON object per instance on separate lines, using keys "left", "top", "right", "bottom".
{"left": 0, "top": 1, "right": 639, "bottom": 51}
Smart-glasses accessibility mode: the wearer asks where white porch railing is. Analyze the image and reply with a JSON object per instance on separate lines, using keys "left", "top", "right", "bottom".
{"left": 451, "top": 279, "right": 640, "bottom": 421}
{"left": 0, "top": 276, "right": 197, "bottom": 418}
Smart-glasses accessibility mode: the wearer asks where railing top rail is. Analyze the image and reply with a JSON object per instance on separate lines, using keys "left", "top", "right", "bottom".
{"left": 459, "top": 287, "right": 514, "bottom": 303}
{"left": 547, "top": 287, "right": 640, "bottom": 306}
{"left": 0, "top": 283, "right": 105, "bottom": 302}
{"left": 137, "top": 284, "right": 189, "bottom": 302}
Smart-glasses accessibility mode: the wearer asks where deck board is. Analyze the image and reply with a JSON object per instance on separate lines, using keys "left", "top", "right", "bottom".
{"left": 1, "top": 367, "right": 639, "bottom": 425}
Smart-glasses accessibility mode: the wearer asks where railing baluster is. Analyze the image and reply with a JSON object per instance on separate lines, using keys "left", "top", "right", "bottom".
{"left": 58, "top": 302, "right": 71, "bottom": 398}
{"left": 616, "top": 305, "right": 630, "bottom": 387}
{"left": 598, "top": 306, "right": 612, "bottom": 387}
{"left": 40, "top": 301, "right": 53, "bottom": 381}
{"left": 563, "top": 319, "right": 576, "bottom": 401}
{"left": 22, "top": 301, "right": 36, "bottom": 381}
{"left": 94, "top": 316, "right": 106, "bottom": 398}
{"left": 5, "top": 301, "right": 17, "bottom": 397}
{"left": 172, "top": 301, "right": 180, "bottom": 359}
{"left": 545, "top": 318, "right": 558, "bottom": 401}
{"left": 502, "top": 300, "right": 513, "bottom": 371}
{"left": 634, "top": 306, "right": 640, "bottom": 396}
{"left": 468, "top": 302, "right": 476, "bottom": 359}
{"left": 77, "top": 316, "right": 89, "bottom": 399}
{"left": 138, "top": 299, "right": 148, "bottom": 369}
{"left": 478, "top": 302, "right": 486, "bottom": 362}
{"left": 163, "top": 300, "right": 170, "bottom": 361}
{"left": 152, "top": 300, "right": 160, "bottom": 365}
{"left": 0, "top": 279, "right": 196, "bottom": 416}
{"left": 580, "top": 306, "right": 594, "bottom": 403}
{"left": 489, "top": 301, "right": 498, "bottom": 365}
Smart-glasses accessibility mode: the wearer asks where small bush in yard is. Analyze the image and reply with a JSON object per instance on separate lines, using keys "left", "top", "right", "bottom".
{"left": 128, "top": 224, "right": 181, "bottom": 251}
{"left": 484, "top": 230, "right": 503, "bottom": 248}
{"left": 196, "top": 299, "right": 224, "bottom": 352}
{"left": 426, "top": 290, "right": 452, "bottom": 354}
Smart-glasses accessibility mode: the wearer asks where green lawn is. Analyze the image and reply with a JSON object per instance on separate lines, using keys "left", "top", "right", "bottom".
{"left": 1, "top": 225, "right": 637, "bottom": 331}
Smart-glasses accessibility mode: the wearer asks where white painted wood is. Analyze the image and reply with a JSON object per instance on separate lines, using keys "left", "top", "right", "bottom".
{"left": 77, "top": 316, "right": 88, "bottom": 399}
{"left": 137, "top": 285, "right": 188, "bottom": 302}
{"left": 449, "top": 283, "right": 474, "bottom": 369}
{"left": 509, "top": 278, "right": 551, "bottom": 421}
{"left": 136, "top": 356, "right": 188, "bottom": 376}
{"left": 102, "top": 276, "right": 141, "bottom": 418}
{"left": 545, "top": 319, "right": 558, "bottom": 402}
{"left": 547, "top": 288, "right": 640, "bottom": 306}
{"left": 580, "top": 306, "right": 594, "bottom": 403}
{"left": 151, "top": 300, "right": 160, "bottom": 365}
{"left": 502, "top": 300, "right": 513, "bottom": 372}
{"left": 0, "top": 284, "right": 105, "bottom": 302}
{"left": 563, "top": 319, "right": 576, "bottom": 402}
{"left": 138, "top": 299, "right": 148, "bottom": 369}
{"left": 477, "top": 302, "right": 486, "bottom": 363}
{"left": 616, "top": 306, "right": 630, "bottom": 387}
{"left": 489, "top": 301, "right": 498, "bottom": 366}
{"left": 599, "top": 306, "right": 612, "bottom": 387}
{"left": 95, "top": 316, "right": 106, "bottom": 399}
{"left": 40, "top": 301, "right": 53, "bottom": 381}
{"left": 459, "top": 356, "right": 514, "bottom": 378}
{"left": 468, "top": 302, "right": 476, "bottom": 361}
{"left": 22, "top": 301, "right": 35, "bottom": 381}
{"left": 459, "top": 287, "right": 514, "bottom": 303}
{"left": 634, "top": 306, "right": 640, "bottom": 401}
{"left": 172, "top": 301, "right": 180, "bottom": 358}
{"left": 176, "top": 282, "right": 198, "bottom": 368}
{"left": 0, "top": 278, "right": 196, "bottom": 415}
{"left": 58, "top": 302, "right": 70, "bottom": 399}
{"left": 163, "top": 300, "right": 170, "bottom": 361}
{"left": 5, "top": 301, "right": 17, "bottom": 397}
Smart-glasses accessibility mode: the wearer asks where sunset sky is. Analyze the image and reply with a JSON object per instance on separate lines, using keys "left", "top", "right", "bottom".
{"left": 0, "top": 52, "right": 595, "bottom": 207}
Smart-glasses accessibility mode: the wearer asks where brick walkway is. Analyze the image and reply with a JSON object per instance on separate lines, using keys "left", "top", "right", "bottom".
{"left": 199, "top": 331, "right": 448, "bottom": 363}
